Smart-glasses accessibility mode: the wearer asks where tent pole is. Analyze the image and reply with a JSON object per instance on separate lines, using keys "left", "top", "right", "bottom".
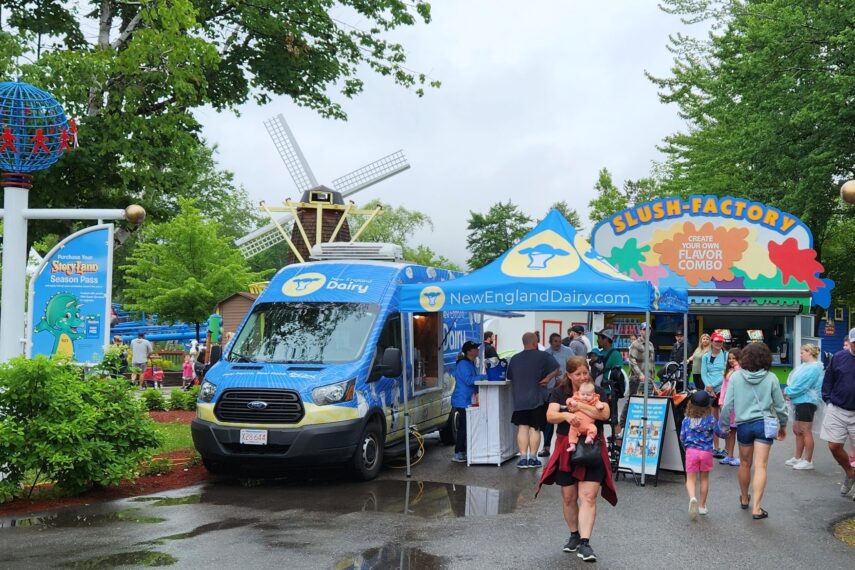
{"left": 641, "top": 310, "right": 650, "bottom": 486}
{"left": 683, "top": 312, "right": 689, "bottom": 389}
{"left": 402, "top": 314, "right": 412, "bottom": 478}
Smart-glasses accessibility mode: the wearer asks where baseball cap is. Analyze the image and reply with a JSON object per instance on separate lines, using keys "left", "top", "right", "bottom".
{"left": 597, "top": 328, "right": 615, "bottom": 341}
{"left": 711, "top": 333, "right": 725, "bottom": 343}
{"left": 675, "top": 329, "right": 684, "bottom": 336}
{"left": 690, "top": 390, "right": 711, "bottom": 407}
{"left": 461, "top": 341, "right": 481, "bottom": 352}
{"left": 570, "top": 325, "right": 585, "bottom": 334}
{"left": 639, "top": 323, "right": 648, "bottom": 331}
{"left": 849, "top": 328, "right": 855, "bottom": 342}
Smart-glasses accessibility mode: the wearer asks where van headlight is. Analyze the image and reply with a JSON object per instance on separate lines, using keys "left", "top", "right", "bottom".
{"left": 312, "top": 379, "right": 355, "bottom": 406}
{"left": 200, "top": 381, "right": 217, "bottom": 402}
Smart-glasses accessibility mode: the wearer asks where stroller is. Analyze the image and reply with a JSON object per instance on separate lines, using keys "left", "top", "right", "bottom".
{"left": 142, "top": 359, "right": 165, "bottom": 389}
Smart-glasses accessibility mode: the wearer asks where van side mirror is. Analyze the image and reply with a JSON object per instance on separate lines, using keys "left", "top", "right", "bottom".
{"left": 369, "top": 347, "right": 403, "bottom": 382}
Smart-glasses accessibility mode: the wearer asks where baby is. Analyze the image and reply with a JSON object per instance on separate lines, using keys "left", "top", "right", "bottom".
{"left": 566, "top": 381, "right": 606, "bottom": 453}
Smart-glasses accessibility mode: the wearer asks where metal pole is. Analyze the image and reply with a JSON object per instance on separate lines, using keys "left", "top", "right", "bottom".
{"left": 683, "top": 312, "right": 689, "bottom": 389}
{"left": 23, "top": 208, "right": 125, "bottom": 220}
{"left": 401, "top": 315, "right": 412, "bottom": 478}
{"left": 0, "top": 187, "right": 29, "bottom": 362}
{"left": 641, "top": 310, "right": 650, "bottom": 486}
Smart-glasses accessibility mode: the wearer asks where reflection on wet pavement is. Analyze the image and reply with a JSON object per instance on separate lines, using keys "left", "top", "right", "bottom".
{"left": 334, "top": 543, "right": 447, "bottom": 570}
{"left": 130, "top": 495, "right": 202, "bottom": 507}
{"left": 2, "top": 508, "right": 166, "bottom": 529}
{"left": 201, "top": 480, "right": 524, "bottom": 519}
{"left": 60, "top": 550, "right": 177, "bottom": 568}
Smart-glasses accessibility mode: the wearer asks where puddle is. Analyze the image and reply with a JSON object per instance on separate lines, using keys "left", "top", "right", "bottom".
{"left": 3, "top": 508, "right": 166, "bottom": 529}
{"left": 60, "top": 550, "right": 177, "bottom": 568}
{"left": 142, "top": 517, "right": 258, "bottom": 545}
{"left": 130, "top": 494, "right": 201, "bottom": 507}
{"left": 202, "top": 480, "right": 523, "bottom": 519}
{"left": 336, "top": 544, "right": 446, "bottom": 570}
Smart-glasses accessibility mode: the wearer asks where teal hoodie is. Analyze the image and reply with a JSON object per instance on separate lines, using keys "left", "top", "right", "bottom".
{"left": 720, "top": 369, "right": 788, "bottom": 428}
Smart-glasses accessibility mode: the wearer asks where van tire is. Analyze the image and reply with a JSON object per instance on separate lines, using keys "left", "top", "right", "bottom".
{"left": 439, "top": 409, "right": 458, "bottom": 446}
{"left": 351, "top": 420, "right": 384, "bottom": 481}
{"left": 202, "top": 456, "right": 230, "bottom": 476}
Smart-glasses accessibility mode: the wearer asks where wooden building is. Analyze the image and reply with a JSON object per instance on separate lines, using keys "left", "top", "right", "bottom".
{"left": 216, "top": 292, "right": 258, "bottom": 335}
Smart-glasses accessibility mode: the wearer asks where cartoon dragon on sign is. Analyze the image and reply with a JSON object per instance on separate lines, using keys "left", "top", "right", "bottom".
{"left": 34, "top": 292, "right": 86, "bottom": 358}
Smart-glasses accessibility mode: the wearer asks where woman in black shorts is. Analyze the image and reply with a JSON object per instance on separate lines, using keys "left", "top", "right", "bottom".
{"left": 537, "top": 356, "right": 617, "bottom": 563}
{"left": 783, "top": 344, "right": 824, "bottom": 470}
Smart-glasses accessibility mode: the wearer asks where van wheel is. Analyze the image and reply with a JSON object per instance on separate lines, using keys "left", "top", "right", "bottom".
{"left": 351, "top": 420, "right": 384, "bottom": 481}
{"left": 202, "top": 457, "right": 230, "bottom": 476}
{"left": 439, "top": 409, "right": 458, "bottom": 445}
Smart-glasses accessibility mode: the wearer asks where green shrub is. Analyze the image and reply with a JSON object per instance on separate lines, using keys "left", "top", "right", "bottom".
{"left": 141, "top": 388, "right": 167, "bottom": 411}
{"left": 0, "top": 356, "right": 162, "bottom": 502}
{"left": 168, "top": 389, "right": 193, "bottom": 411}
{"left": 141, "top": 457, "right": 172, "bottom": 476}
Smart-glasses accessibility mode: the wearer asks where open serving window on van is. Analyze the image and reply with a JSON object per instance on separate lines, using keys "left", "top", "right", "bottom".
{"left": 413, "top": 312, "right": 440, "bottom": 392}
{"left": 229, "top": 302, "right": 380, "bottom": 364}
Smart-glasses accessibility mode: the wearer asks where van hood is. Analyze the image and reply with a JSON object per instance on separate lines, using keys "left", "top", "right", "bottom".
{"left": 741, "top": 369, "right": 769, "bottom": 385}
{"left": 206, "top": 361, "right": 364, "bottom": 402}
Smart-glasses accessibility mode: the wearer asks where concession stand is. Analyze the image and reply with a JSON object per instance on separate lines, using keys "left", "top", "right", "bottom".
{"left": 591, "top": 195, "right": 833, "bottom": 372}
{"left": 399, "top": 210, "right": 688, "bottom": 484}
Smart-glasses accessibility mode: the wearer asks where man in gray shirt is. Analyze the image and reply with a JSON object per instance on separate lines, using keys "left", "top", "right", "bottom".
{"left": 540, "top": 333, "right": 575, "bottom": 457}
{"left": 130, "top": 332, "right": 153, "bottom": 389}
{"left": 564, "top": 325, "right": 589, "bottom": 357}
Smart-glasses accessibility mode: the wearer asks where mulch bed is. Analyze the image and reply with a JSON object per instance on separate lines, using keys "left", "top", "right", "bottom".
{"left": 0, "top": 412, "right": 208, "bottom": 518}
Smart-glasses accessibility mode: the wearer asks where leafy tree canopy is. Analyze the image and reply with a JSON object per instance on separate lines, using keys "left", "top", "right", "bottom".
{"left": 587, "top": 167, "right": 666, "bottom": 227}
{"left": 466, "top": 201, "right": 533, "bottom": 270}
{"left": 651, "top": 0, "right": 855, "bottom": 303}
{"left": 120, "top": 199, "right": 268, "bottom": 332}
{"left": 548, "top": 201, "right": 582, "bottom": 230}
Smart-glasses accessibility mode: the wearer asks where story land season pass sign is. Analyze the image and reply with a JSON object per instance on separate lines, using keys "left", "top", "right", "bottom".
{"left": 590, "top": 195, "right": 834, "bottom": 309}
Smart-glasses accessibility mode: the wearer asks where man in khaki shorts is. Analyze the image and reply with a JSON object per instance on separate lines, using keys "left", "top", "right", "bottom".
{"left": 821, "top": 327, "right": 855, "bottom": 498}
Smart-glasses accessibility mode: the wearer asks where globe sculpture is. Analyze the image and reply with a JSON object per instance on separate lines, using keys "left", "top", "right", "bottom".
{"left": 842, "top": 180, "right": 855, "bottom": 205}
{"left": 0, "top": 81, "right": 73, "bottom": 188}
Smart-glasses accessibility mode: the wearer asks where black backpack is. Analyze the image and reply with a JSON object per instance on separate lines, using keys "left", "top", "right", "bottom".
{"left": 600, "top": 348, "right": 626, "bottom": 399}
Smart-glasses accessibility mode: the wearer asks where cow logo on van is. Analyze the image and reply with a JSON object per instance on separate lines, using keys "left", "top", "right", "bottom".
{"left": 500, "top": 229, "right": 580, "bottom": 277}
{"left": 282, "top": 272, "right": 327, "bottom": 297}
{"left": 419, "top": 285, "right": 445, "bottom": 312}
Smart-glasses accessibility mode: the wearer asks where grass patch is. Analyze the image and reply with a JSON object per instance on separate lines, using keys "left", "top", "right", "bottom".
{"left": 834, "top": 516, "right": 855, "bottom": 548}
{"left": 153, "top": 422, "right": 193, "bottom": 455}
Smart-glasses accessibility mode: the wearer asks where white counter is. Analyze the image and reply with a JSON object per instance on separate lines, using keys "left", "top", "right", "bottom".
{"left": 466, "top": 380, "right": 518, "bottom": 465}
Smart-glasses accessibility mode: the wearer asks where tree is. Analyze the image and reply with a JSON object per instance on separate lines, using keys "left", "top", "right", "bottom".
{"left": 120, "top": 199, "right": 267, "bottom": 339}
{"left": 466, "top": 202, "right": 533, "bottom": 270}
{"left": 587, "top": 168, "right": 627, "bottom": 225}
{"left": 405, "top": 245, "right": 462, "bottom": 272}
{"left": 548, "top": 201, "right": 583, "bottom": 230}
{"left": 650, "top": 0, "right": 855, "bottom": 304}
{"left": 0, "top": 0, "right": 437, "bottom": 248}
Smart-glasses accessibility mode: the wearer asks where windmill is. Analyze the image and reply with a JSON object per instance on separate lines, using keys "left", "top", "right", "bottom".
{"left": 234, "top": 114, "right": 410, "bottom": 260}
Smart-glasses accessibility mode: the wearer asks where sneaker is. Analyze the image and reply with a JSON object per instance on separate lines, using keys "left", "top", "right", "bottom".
{"left": 719, "top": 456, "right": 732, "bottom": 465}
{"left": 577, "top": 543, "right": 597, "bottom": 562}
{"left": 784, "top": 457, "right": 801, "bottom": 467}
{"left": 528, "top": 458, "right": 543, "bottom": 469}
{"left": 563, "top": 534, "right": 581, "bottom": 553}
{"left": 712, "top": 449, "right": 726, "bottom": 459}
{"left": 451, "top": 452, "right": 467, "bottom": 463}
{"left": 841, "top": 474, "right": 855, "bottom": 496}
{"left": 517, "top": 458, "right": 529, "bottom": 469}
{"left": 688, "top": 497, "right": 698, "bottom": 520}
{"left": 538, "top": 449, "right": 550, "bottom": 458}
{"left": 729, "top": 457, "right": 741, "bottom": 466}
{"left": 698, "top": 506, "right": 709, "bottom": 515}
{"left": 793, "top": 459, "right": 814, "bottom": 470}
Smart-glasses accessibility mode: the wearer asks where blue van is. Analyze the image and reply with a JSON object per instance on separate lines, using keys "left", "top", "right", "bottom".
{"left": 191, "top": 260, "right": 480, "bottom": 480}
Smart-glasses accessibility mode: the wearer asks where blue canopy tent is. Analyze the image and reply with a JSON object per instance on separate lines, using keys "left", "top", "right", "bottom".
{"left": 399, "top": 209, "right": 689, "bottom": 483}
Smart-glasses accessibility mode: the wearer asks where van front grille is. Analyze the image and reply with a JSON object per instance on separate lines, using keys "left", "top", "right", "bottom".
{"left": 214, "top": 389, "right": 304, "bottom": 424}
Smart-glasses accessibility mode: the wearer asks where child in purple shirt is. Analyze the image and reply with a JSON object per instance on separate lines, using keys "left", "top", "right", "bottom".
{"left": 681, "top": 390, "right": 727, "bottom": 519}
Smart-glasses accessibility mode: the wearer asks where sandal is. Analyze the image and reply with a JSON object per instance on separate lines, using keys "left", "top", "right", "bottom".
{"left": 752, "top": 508, "right": 768, "bottom": 520}
{"left": 740, "top": 494, "right": 750, "bottom": 510}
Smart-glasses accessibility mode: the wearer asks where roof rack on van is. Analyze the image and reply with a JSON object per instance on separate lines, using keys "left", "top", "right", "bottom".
{"left": 310, "top": 242, "right": 404, "bottom": 262}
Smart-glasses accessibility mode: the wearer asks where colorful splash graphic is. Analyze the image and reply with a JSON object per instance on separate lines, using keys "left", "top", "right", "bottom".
{"left": 590, "top": 195, "right": 834, "bottom": 309}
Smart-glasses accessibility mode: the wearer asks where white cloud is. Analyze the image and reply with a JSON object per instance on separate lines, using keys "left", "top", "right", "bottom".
{"left": 197, "top": 1, "right": 697, "bottom": 267}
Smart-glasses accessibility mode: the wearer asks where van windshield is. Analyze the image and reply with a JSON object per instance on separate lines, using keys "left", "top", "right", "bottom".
{"left": 228, "top": 302, "right": 381, "bottom": 364}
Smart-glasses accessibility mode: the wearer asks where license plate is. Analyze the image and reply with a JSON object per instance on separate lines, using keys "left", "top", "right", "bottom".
{"left": 239, "top": 429, "right": 268, "bottom": 445}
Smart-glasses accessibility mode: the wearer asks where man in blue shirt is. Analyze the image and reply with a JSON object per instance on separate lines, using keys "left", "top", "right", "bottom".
{"left": 821, "top": 328, "right": 855, "bottom": 497}
{"left": 451, "top": 340, "right": 486, "bottom": 463}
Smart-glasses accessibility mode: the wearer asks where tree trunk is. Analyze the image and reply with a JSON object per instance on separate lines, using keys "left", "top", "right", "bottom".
{"left": 87, "top": 0, "right": 114, "bottom": 116}
{"left": 195, "top": 322, "right": 200, "bottom": 342}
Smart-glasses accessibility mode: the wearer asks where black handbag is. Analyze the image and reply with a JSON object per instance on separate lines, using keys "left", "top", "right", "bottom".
{"left": 571, "top": 439, "right": 602, "bottom": 467}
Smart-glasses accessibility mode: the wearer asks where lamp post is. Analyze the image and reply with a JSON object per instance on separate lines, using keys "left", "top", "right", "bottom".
{"left": 0, "top": 81, "right": 144, "bottom": 362}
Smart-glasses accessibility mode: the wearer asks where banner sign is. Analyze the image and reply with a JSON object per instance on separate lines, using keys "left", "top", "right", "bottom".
{"left": 591, "top": 195, "right": 834, "bottom": 309}
{"left": 28, "top": 225, "right": 113, "bottom": 363}
{"left": 618, "top": 396, "right": 669, "bottom": 476}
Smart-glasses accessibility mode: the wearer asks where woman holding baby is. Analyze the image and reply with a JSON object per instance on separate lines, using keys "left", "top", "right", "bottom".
{"left": 537, "top": 356, "right": 618, "bottom": 563}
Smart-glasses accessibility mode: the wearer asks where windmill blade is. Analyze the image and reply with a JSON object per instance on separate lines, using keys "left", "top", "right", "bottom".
{"left": 332, "top": 150, "right": 410, "bottom": 198}
{"left": 264, "top": 114, "right": 319, "bottom": 192}
{"left": 235, "top": 215, "right": 293, "bottom": 258}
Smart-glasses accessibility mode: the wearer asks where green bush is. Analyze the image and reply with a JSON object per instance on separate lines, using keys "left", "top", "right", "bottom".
{"left": 168, "top": 389, "right": 195, "bottom": 411}
{"left": 141, "top": 388, "right": 167, "bottom": 411}
{"left": 141, "top": 457, "right": 172, "bottom": 476}
{"left": 0, "top": 356, "right": 162, "bottom": 502}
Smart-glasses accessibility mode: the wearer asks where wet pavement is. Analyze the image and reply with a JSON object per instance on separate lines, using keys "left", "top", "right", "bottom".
{"left": 1, "top": 429, "right": 854, "bottom": 569}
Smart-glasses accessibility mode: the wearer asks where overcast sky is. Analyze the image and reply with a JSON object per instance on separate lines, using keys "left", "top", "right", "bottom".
{"left": 196, "top": 2, "right": 698, "bottom": 267}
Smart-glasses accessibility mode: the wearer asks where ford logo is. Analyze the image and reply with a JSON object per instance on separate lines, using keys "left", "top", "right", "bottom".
{"left": 247, "top": 400, "right": 268, "bottom": 410}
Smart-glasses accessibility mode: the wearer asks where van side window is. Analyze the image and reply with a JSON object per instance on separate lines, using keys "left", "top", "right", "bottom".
{"left": 371, "top": 313, "right": 402, "bottom": 377}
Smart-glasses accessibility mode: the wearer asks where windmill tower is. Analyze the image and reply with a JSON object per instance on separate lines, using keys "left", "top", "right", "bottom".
{"left": 235, "top": 114, "right": 410, "bottom": 262}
